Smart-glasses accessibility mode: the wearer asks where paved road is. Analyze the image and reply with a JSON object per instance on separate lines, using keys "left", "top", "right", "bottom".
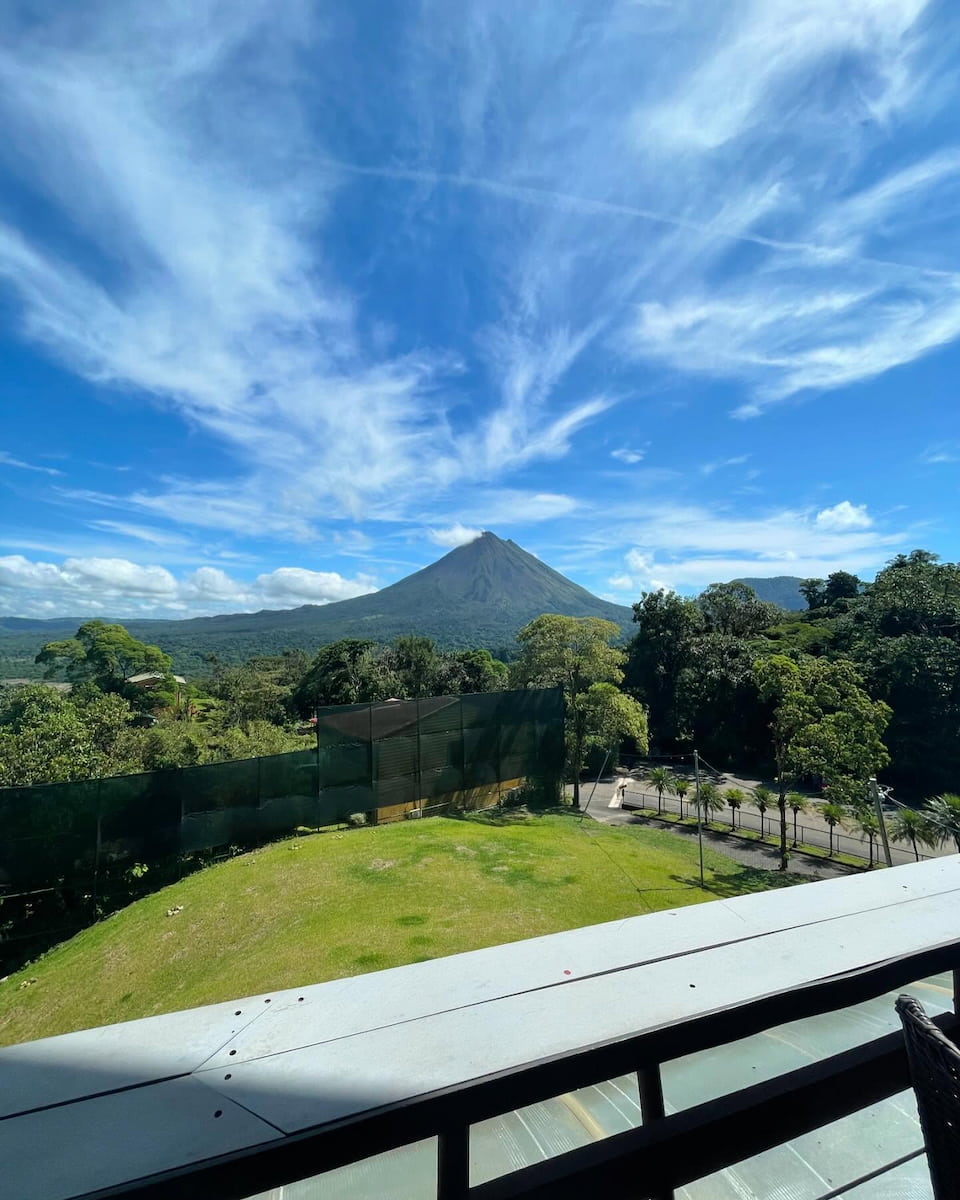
{"left": 572, "top": 767, "right": 946, "bottom": 868}
{"left": 573, "top": 779, "right": 853, "bottom": 880}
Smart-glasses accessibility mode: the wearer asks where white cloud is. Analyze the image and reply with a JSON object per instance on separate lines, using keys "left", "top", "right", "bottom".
{"left": 88, "top": 520, "right": 186, "bottom": 547}
{"left": 254, "top": 568, "right": 376, "bottom": 605}
{"left": 0, "top": 553, "right": 377, "bottom": 617}
{"left": 574, "top": 495, "right": 909, "bottom": 594}
{"left": 607, "top": 573, "right": 634, "bottom": 591}
{"left": 701, "top": 455, "right": 750, "bottom": 476}
{"left": 921, "top": 443, "right": 960, "bottom": 464}
{"left": 427, "top": 525, "right": 483, "bottom": 548}
{"left": 452, "top": 490, "right": 579, "bottom": 527}
{"left": 814, "top": 501, "right": 873, "bottom": 531}
{"left": 611, "top": 447, "right": 646, "bottom": 464}
{"left": 0, "top": 450, "right": 63, "bottom": 476}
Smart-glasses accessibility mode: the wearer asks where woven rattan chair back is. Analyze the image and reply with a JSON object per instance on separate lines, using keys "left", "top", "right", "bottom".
{"left": 896, "top": 994, "right": 960, "bottom": 1200}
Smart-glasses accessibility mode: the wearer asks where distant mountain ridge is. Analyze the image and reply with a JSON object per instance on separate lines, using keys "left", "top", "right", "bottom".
{"left": 733, "top": 576, "right": 806, "bottom": 611}
{"left": 0, "top": 533, "right": 634, "bottom": 677}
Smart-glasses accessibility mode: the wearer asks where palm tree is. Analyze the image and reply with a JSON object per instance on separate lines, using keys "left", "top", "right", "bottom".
{"left": 889, "top": 806, "right": 933, "bottom": 862}
{"left": 922, "top": 793, "right": 960, "bottom": 853}
{"left": 672, "top": 777, "right": 690, "bottom": 819}
{"left": 821, "top": 802, "right": 846, "bottom": 857}
{"left": 751, "top": 786, "right": 772, "bottom": 839}
{"left": 855, "top": 808, "right": 880, "bottom": 868}
{"left": 787, "top": 792, "right": 809, "bottom": 847}
{"left": 723, "top": 787, "right": 746, "bottom": 831}
{"left": 697, "top": 781, "right": 724, "bottom": 827}
{"left": 647, "top": 766, "right": 671, "bottom": 815}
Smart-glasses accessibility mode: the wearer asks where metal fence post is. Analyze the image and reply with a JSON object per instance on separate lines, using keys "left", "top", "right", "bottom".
{"left": 437, "top": 1125, "right": 469, "bottom": 1199}
{"left": 637, "top": 1064, "right": 674, "bottom": 1200}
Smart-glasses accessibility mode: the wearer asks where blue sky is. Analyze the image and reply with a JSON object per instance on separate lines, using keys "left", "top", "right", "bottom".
{"left": 1, "top": 0, "right": 959, "bottom": 619}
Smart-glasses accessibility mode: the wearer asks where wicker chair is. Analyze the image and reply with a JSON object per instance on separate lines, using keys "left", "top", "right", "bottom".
{"left": 896, "top": 994, "right": 960, "bottom": 1199}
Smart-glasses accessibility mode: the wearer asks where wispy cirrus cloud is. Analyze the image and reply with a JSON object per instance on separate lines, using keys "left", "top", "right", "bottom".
{"left": 0, "top": 450, "right": 63, "bottom": 476}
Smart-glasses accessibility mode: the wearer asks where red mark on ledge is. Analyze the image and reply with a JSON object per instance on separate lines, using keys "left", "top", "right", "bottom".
{"left": 563, "top": 969, "right": 572, "bottom": 976}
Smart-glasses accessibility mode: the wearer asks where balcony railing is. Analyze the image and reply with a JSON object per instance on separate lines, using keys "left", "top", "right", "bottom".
{"left": 2, "top": 855, "right": 958, "bottom": 1200}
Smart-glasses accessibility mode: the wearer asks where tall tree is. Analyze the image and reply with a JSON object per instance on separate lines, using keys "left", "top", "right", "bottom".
{"left": 293, "top": 639, "right": 390, "bottom": 712}
{"left": 922, "top": 793, "right": 960, "bottom": 853}
{"left": 36, "top": 621, "right": 172, "bottom": 695}
{"left": 386, "top": 635, "right": 441, "bottom": 698}
{"left": 581, "top": 683, "right": 649, "bottom": 766}
{"left": 672, "top": 776, "right": 690, "bottom": 817}
{"left": 754, "top": 654, "right": 890, "bottom": 870}
{"left": 625, "top": 590, "right": 703, "bottom": 744}
{"left": 697, "top": 582, "right": 780, "bottom": 639}
{"left": 800, "top": 579, "right": 827, "bottom": 611}
{"left": 435, "top": 649, "right": 508, "bottom": 695}
{"left": 889, "top": 806, "right": 934, "bottom": 862}
{"left": 821, "top": 803, "right": 846, "bottom": 857}
{"left": 787, "top": 792, "right": 809, "bottom": 847}
{"left": 513, "top": 615, "right": 630, "bottom": 806}
{"left": 823, "top": 571, "right": 861, "bottom": 606}
{"left": 646, "top": 766, "right": 671, "bottom": 815}
{"left": 724, "top": 787, "right": 746, "bottom": 830}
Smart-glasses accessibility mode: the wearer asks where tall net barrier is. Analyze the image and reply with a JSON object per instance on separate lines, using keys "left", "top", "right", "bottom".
{"left": 0, "top": 687, "right": 562, "bottom": 967}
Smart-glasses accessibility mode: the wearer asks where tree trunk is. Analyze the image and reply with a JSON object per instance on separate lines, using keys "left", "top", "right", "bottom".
{"left": 778, "top": 793, "right": 788, "bottom": 871}
{"left": 572, "top": 776, "right": 580, "bottom": 808}
{"left": 911, "top": 834, "right": 919, "bottom": 862}
{"left": 657, "top": 789, "right": 662, "bottom": 814}
{"left": 828, "top": 826, "right": 834, "bottom": 856}
{"left": 792, "top": 811, "right": 798, "bottom": 847}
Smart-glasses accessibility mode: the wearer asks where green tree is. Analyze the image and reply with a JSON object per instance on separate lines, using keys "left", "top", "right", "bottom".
{"left": 625, "top": 591, "right": 703, "bottom": 744}
{"left": 723, "top": 786, "right": 746, "bottom": 830}
{"left": 646, "top": 766, "right": 672, "bottom": 815}
{"left": 751, "top": 785, "right": 772, "bottom": 837}
{"left": 581, "top": 683, "right": 649, "bottom": 766}
{"left": 513, "top": 615, "right": 627, "bottom": 806}
{"left": 672, "top": 776, "right": 690, "bottom": 817}
{"left": 800, "top": 579, "right": 826, "bottom": 610}
{"left": 436, "top": 649, "right": 508, "bottom": 695}
{"left": 922, "top": 793, "right": 960, "bottom": 853}
{"left": 754, "top": 654, "right": 890, "bottom": 871}
{"left": 141, "top": 724, "right": 207, "bottom": 771}
{"left": 824, "top": 571, "right": 861, "bottom": 606}
{"left": 821, "top": 802, "right": 846, "bottom": 856}
{"left": 696, "top": 780, "right": 724, "bottom": 826}
{"left": 854, "top": 808, "right": 880, "bottom": 867}
{"left": 889, "top": 806, "right": 934, "bottom": 862}
{"left": 387, "top": 635, "right": 441, "bottom": 698}
{"left": 697, "top": 582, "right": 780, "bottom": 639}
{"left": 36, "top": 621, "right": 172, "bottom": 695}
{"left": 293, "top": 639, "right": 391, "bottom": 712}
{"left": 787, "top": 792, "right": 809, "bottom": 847}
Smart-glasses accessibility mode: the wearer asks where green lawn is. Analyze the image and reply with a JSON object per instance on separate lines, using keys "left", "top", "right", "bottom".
{"left": 0, "top": 811, "right": 799, "bottom": 1047}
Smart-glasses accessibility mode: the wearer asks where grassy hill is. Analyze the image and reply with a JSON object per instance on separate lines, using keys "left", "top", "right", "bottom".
{"left": 0, "top": 812, "right": 794, "bottom": 1046}
{"left": 734, "top": 576, "right": 806, "bottom": 610}
{"left": 0, "top": 533, "right": 634, "bottom": 678}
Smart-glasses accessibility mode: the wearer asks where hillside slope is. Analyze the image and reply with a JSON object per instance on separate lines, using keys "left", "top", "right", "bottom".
{"left": 0, "top": 533, "right": 633, "bottom": 676}
{"left": 734, "top": 576, "right": 806, "bottom": 611}
{"left": 0, "top": 813, "right": 787, "bottom": 1046}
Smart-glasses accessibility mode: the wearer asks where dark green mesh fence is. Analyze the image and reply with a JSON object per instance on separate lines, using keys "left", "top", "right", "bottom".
{"left": 0, "top": 687, "right": 562, "bottom": 904}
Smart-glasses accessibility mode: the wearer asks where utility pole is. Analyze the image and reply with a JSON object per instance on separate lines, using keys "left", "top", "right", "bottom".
{"left": 870, "top": 777, "right": 894, "bottom": 867}
{"left": 694, "top": 748, "right": 704, "bottom": 888}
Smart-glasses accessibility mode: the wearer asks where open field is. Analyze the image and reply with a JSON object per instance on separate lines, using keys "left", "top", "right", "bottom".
{"left": 0, "top": 810, "right": 801, "bottom": 1047}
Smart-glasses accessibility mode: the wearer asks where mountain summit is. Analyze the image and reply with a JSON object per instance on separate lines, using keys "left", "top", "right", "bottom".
{"left": 345, "top": 531, "right": 632, "bottom": 630}
{"left": 0, "top": 533, "right": 634, "bottom": 675}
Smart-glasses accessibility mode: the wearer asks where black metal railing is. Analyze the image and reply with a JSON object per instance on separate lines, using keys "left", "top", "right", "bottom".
{"left": 81, "top": 933, "right": 959, "bottom": 1200}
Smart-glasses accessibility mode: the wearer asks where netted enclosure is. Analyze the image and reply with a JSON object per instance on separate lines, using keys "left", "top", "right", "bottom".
{"left": 0, "top": 688, "right": 562, "bottom": 966}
